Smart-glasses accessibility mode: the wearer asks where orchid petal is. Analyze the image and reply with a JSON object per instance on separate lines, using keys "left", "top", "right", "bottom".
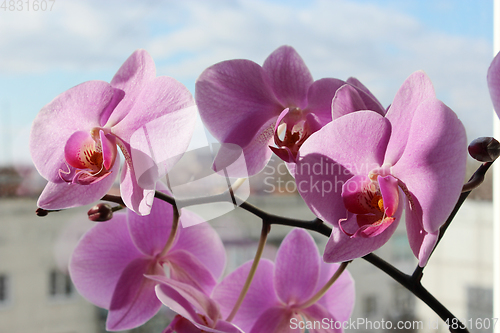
{"left": 37, "top": 157, "right": 120, "bottom": 210}
{"left": 274, "top": 229, "right": 320, "bottom": 304}
{"left": 69, "top": 213, "right": 142, "bottom": 309}
{"left": 269, "top": 146, "right": 295, "bottom": 163}
{"left": 249, "top": 306, "right": 295, "bottom": 333}
{"left": 170, "top": 315, "right": 242, "bottom": 333}
{"left": 418, "top": 231, "right": 439, "bottom": 267}
{"left": 488, "top": 51, "right": 500, "bottom": 119}
{"left": 299, "top": 111, "right": 390, "bottom": 175}
{"left": 151, "top": 275, "right": 220, "bottom": 323}
{"left": 331, "top": 84, "right": 369, "bottom": 119}
{"left": 304, "top": 112, "right": 323, "bottom": 134}
{"left": 262, "top": 45, "right": 313, "bottom": 109}
{"left": 167, "top": 249, "right": 217, "bottom": 295}
{"left": 30, "top": 81, "right": 118, "bottom": 183}
{"left": 106, "top": 258, "right": 164, "bottom": 331}
{"left": 214, "top": 320, "right": 245, "bottom": 333}
{"left": 405, "top": 199, "right": 439, "bottom": 266}
{"left": 354, "top": 215, "right": 396, "bottom": 238}
{"left": 301, "top": 304, "right": 342, "bottom": 333}
{"left": 212, "top": 260, "right": 277, "bottom": 333}
{"left": 119, "top": 159, "right": 155, "bottom": 216}
{"left": 113, "top": 76, "right": 196, "bottom": 189}
{"left": 212, "top": 117, "right": 276, "bottom": 177}
{"left": 127, "top": 188, "right": 174, "bottom": 256}
{"left": 384, "top": 71, "right": 436, "bottom": 165}
{"left": 167, "top": 316, "right": 200, "bottom": 333}
{"left": 391, "top": 99, "right": 467, "bottom": 234}
{"left": 315, "top": 261, "right": 355, "bottom": 323}
{"left": 173, "top": 211, "right": 226, "bottom": 279}
{"left": 274, "top": 108, "right": 290, "bottom": 141}
{"left": 154, "top": 284, "right": 205, "bottom": 327}
{"left": 296, "top": 112, "right": 391, "bottom": 224}
{"left": 331, "top": 84, "right": 385, "bottom": 119}
{"left": 106, "top": 49, "right": 157, "bottom": 127}
{"left": 101, "top": 131, "right": 117, "bottom": 170}
{"left": 346, "top": 77, "right": 385, "bottom": 114}
{"left": 405, "top": 205, "right": 439, "bottom": 267}
{"left": 305, "top": 78, "right": 346, "bottom": 125}
{"left": 378, "top": 174, "right": 399, "bottom": 217}
{"left": 196, "top": 59, "right": 282, "bottom": 150}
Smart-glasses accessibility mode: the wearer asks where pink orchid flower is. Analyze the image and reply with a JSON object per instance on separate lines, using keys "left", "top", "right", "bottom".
{"left": 196, "top": 45, "right": 374, "bottom": 176}
{"left": 30, "top": 49, "right": 196, "bottom": 215}
{"left": 69, "top": 190, "right": 226, "bottom": 331}
{"left": 211, "top": 229, "right": 355, "bottom": 333}
{"left": 487, "top": 50, "right": 500, "bottom": 119}
{"left": 295, "top": 71, "right": 467, "bottom": 267}
{"left": 148, "top": 277, "right": 244, "bottom": 333}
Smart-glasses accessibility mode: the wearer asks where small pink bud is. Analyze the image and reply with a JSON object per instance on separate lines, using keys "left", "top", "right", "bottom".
{"left": 87, "top": 203, "right": 113, "bottom": 222}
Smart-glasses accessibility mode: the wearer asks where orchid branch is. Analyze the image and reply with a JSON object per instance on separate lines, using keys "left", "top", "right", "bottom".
{"left": 145, "top": 190, "right": 471, "bottom": 332}
{"left": 89, "top": 137, "right": 498, "bottom": 333}
{"left": 363, "top": 253, "right": 469, "bottom": 333}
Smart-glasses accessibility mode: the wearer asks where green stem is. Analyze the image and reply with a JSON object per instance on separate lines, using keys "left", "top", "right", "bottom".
{"left": 226, "top": 222, "right": 270, "bottom": 322}
{"left": 158, "top": 204, "right": 180, "bottom": 259}
{"left": 299, "top": 261, "right": 349, "bottom": 309}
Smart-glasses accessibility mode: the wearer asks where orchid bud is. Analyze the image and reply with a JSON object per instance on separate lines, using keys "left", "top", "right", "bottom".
{"left": 468, "top": 137, "right": 500, "bottom": 162}
{"left": 87, "top": 203, "right": 113, "bottom": 222}
{"left": 36, "top": 208, "right": 49, "bottom": 217}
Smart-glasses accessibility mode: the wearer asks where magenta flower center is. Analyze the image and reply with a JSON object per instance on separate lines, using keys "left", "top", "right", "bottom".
{"left": 272, "top": 107, "right": 321, "bottom": 163}
{"left": 340, "top": 173, "right": 400, "bottom": 238}
{"left": 59, "top": 128, "right": 118, "bottom": 185}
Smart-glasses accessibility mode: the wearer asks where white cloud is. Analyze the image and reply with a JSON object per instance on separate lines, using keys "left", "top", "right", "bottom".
{"left": 0, "top": 0, "right": 494, "bottom": 164}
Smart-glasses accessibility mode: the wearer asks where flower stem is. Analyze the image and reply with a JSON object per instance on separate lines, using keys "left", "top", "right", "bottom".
{"left": 226, "top": 221, "right": 270, "bottom": 322}
{"left": 299, "top": 261, "right": 349, "bottom": 309}
{"left": 231, "top": 178, "right": 246, "bottom": 192}
{"left": 363, "top": 253, "right": 469, "bottom": 333}
{"left": 141, "top": 189, "right": 471, "bottom": 332}
{"left": 158, "top": 204, "right": 180, "bottom": 259}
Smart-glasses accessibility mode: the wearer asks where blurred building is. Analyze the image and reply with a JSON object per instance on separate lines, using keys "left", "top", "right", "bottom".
{"left": 0, "top": 161, "right": 494, "bottom": 333}
{"left": 0, "top": 197, "right": 98, "bottom": 333}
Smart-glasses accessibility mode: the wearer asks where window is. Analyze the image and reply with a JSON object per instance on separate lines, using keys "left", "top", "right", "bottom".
{"left": 49, "top": 269, "right": 73, "bottom": 299}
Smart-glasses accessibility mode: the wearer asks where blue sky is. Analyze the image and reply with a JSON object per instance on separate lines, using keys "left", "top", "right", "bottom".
{"left": 0, "top": 0, "right": 495, "bottom": 166}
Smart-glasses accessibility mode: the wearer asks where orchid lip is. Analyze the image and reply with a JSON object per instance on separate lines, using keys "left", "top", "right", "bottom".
{"left": 59, "top": 129, "right": 118, "bottom": 185}
{"left": 272, "top": 108, "right": 318, "bottom": 162}
{"left": 340, "top": 174, "right": 400, "bottom": 238}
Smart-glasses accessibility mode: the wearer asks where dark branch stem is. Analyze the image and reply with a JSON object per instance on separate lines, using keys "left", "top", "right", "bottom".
{"left": 101, "top": 186, "right": 473, "bottom": 332}
{"left": 101, "top": 194, "right": 125, "bottom": 206}
{"left": 363, "top": 254, "right": 469, "bottom": 333}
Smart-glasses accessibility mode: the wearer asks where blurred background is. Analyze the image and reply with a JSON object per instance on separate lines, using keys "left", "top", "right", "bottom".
{"left": 0, "top": 0, "right": 495, "bottom": 332}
